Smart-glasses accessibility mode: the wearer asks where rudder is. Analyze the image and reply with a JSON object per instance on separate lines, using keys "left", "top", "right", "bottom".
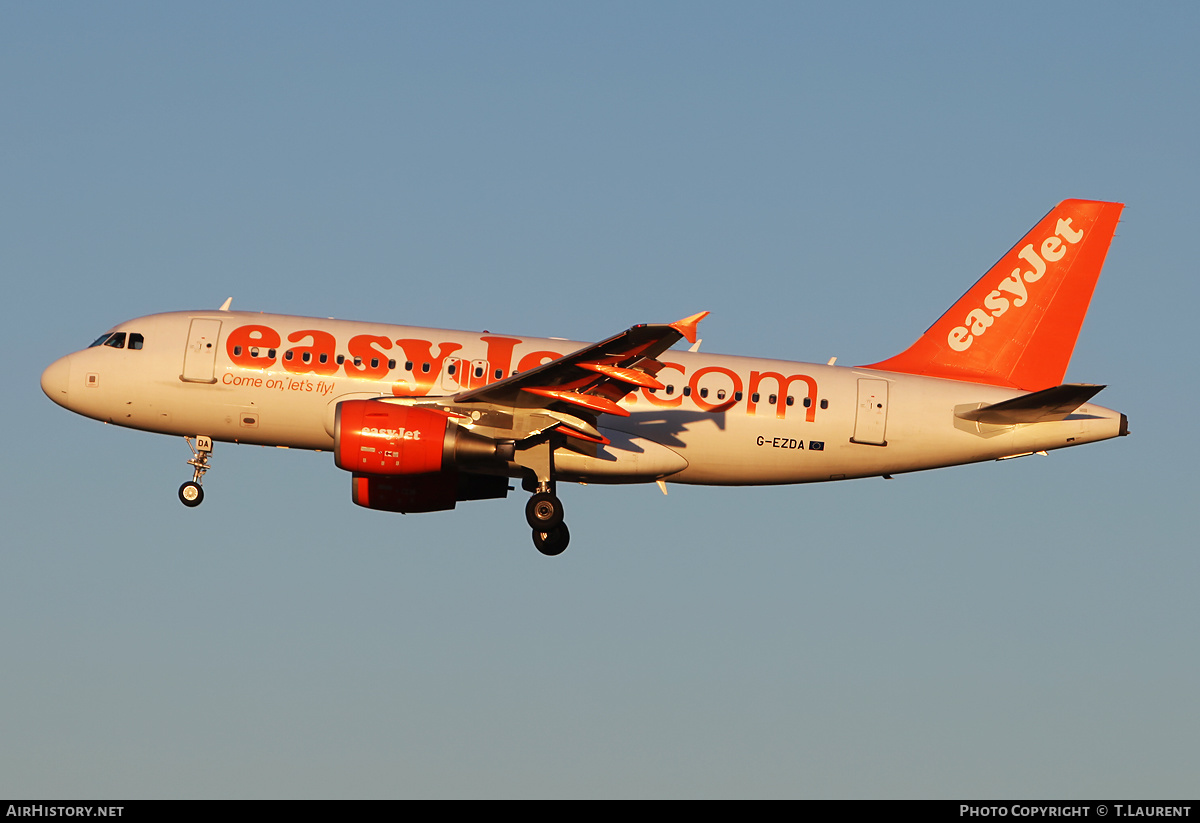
{"left": 866, "top": 199, "right": 1124, "bottom": 391}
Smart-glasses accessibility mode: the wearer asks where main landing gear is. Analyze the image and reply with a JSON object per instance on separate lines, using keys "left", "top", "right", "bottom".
{"left": 532, "top": 522, "right": 570, "bottom": 556}
{"left": 515, "top": 437, "right": 571, "bottom": 556}
{"left": 179, "top": 435, "right": 213, "bottom": 508}
{"left": 526, "top": 489, "right": 569, "bottom": 556}
{"left": 526, "top": 491, "right": 564, "bottom": 529}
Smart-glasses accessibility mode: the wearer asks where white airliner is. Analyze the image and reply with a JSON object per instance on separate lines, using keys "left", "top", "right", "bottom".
{"left": 41, "top": 199, "right": 1127, "bottom": 555}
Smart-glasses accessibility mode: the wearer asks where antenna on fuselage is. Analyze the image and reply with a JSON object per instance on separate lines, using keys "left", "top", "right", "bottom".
{"left": 219, "top": 297, "right": 232, "bottom": 311}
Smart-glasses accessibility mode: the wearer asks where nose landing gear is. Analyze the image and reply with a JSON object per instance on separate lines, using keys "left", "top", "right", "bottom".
{"left": 179, "top": 435, "right": 213, "bottom": 508}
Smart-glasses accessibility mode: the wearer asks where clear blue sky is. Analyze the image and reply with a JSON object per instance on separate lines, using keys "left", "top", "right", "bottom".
{"left": 3, "top": 1, "right": 1197, "bottom": 798}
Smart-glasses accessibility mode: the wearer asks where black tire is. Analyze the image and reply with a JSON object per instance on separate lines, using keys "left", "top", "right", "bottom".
{"left": 532, "top": 523, "right": 570, "bottom": 557}
{"left": 525, "top": 491, "right": 564, "bottom": 529}
{"left": 178, "top": 481, "right": 204, "bottom": 508}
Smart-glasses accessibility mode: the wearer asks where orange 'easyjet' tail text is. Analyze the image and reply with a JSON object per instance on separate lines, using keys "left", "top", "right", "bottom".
{"left": 866, "top": 199, "right": 1124, "bottom": 391}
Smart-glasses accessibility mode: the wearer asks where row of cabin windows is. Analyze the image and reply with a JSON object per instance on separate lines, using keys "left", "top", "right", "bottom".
{"left": 648, "top": 385, "right": 828, "bottom": 408}
{"left": 446, "top": 363, "right": 502, "bottom": 380}
{"left": 223, "top": 350, "right": 833, "bottom": 407}
{"left": 232, "top": 346, "right": 402, "bottom": 371}
{"left": 89, "top": 332, "right": 144, "bottom": 350}
{"left": 229, "top": 348, "right": 509, "bottom": 379}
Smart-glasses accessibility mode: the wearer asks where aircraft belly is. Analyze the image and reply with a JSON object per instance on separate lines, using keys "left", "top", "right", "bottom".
{"left": 613, "top": 411, "right": 840, "bottom": 486}
{"left": 554, "top": 429, "right": 688, "bottom": 482}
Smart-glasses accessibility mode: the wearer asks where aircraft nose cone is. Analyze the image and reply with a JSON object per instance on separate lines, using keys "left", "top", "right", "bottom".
{"left": 41, "top": 356, "right": 71, "bottom": 407}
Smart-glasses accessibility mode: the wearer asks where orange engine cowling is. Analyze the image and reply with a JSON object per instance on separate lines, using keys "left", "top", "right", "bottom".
{"left": 334, "top": 398, "right": 514, "bottom": 477}
{"left": 335, "top": 400, "right": 452, "bottom": 475}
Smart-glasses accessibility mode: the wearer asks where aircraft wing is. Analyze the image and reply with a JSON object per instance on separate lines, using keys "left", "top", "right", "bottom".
{"left": 448, "top": 312, "right": 708, "bottom": 440}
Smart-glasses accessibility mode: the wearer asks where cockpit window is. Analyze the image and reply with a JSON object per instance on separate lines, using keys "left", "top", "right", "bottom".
{"left": 88, "top": 331, "right": 143, "bottom": 350}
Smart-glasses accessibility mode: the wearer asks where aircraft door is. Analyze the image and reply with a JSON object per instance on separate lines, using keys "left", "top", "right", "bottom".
{"left": 181, "top": 318, "right": 222, "bottom": 383}
{"left": 852, "top": 378, "right": 889, "bottom": 446}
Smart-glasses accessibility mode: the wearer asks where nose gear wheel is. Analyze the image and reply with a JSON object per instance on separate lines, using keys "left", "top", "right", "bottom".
{"left": 180, "top": 435, "right": 213, "bottom": 508}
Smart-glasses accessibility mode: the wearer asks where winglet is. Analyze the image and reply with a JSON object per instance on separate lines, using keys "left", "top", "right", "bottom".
{"left": 671, "top": 311, "right": 709, "bottom": 345}
{"left": 219, "top": 297, "right": 233, "bottom": 312}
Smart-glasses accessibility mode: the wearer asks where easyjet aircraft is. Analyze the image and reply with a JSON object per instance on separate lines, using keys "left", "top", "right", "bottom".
{"left": 41, "top": 199, "right": 1127, "bottom": 555}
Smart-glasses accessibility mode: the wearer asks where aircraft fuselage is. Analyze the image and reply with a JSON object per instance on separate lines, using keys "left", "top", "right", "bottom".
{"left": 42, "top": 309, "right": 1125, "bottom": 487}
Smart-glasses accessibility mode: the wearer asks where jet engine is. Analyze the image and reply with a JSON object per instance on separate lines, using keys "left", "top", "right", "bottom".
{"left": 335, "top": 399, "right": 513, "bottom": 513}
{"left": 334, "top": 399, "right": 510, "bottom": 475}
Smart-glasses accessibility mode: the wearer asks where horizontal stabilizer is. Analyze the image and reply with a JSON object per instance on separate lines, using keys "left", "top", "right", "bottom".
{"left": 956, "top": 384, "right": 1106, "bottom": 425}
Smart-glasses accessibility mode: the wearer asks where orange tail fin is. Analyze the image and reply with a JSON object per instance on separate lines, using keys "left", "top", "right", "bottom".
{"left": 866, "top": 199, "right": 1124, "bottom": 391}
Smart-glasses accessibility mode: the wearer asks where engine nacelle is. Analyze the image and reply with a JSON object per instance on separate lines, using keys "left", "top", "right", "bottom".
{"left": 335, "top": 399, "right": 514, "bottom": 476}
{"left": 335, "top": 400, "right": 452, "bottom": 475}
{"left": 351, "top": 471, "right": 510, "bottom": 513}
